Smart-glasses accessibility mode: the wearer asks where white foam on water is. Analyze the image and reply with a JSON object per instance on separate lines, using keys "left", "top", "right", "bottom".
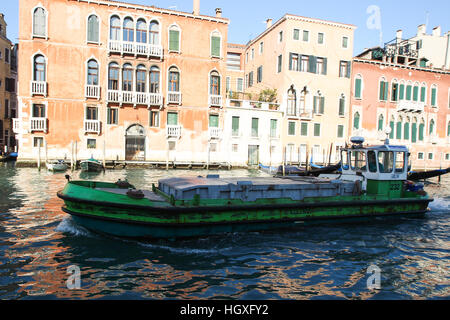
{"left": 55, "top": 217, "right": 93, "bottom": 237}
{"left": 429, "top": 198, "right": 450, "bottom": 211}
{"left": 134, "top": 240, "right": 232, "bottom": 255}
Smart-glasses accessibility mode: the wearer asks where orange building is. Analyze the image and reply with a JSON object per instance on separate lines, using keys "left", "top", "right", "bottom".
{"left": 16, "top": 0, "right": 229, "bottom": 164}
{"left": 350, "top": 46, "right": 450, "bottom": 170}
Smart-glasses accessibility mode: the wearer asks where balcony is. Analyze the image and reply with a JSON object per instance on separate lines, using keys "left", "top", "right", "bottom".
{"left": 31, "top": 81, "right": 47, "bottom": 96}
{"left": 299, "top": 108, "right": 313, "bottom": 120}
{"left": 84, "top": 120, "right": 101, "bottom": 134}
{"left": 166, "top": 125, "right": 181, "bottom": 139}
{"left": 209, "top": 127, "right": 222, "bottom": 140}
{"left": 209, "top": 95, "right": 223, "bottom": 108}
{"left": 85, "top": 85, "right": 100, "bottom": 99}
{"left": 12, "top": 118, "right": 20, "bottom": 134}
{"left": 107, "top": 90, "right": 163, "bottom": 107}
{"left": 108, "top": 40, "right": 163, "bottom": 59}
{"left": 30, "top": 117, "right": 47, "bottom": 133}
{"left": 167, "top": 92, "right": 182, "bottom": 105}
{"left": 397, "top": 100, "right": 425, "bottom": 113}
{"left": 428, "top": 134, "right": 439, "bottom": 144}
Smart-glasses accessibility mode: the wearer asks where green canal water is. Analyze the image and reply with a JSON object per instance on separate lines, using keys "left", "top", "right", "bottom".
{"left": 0, "top": 163, "right": 449, "bottom": 299}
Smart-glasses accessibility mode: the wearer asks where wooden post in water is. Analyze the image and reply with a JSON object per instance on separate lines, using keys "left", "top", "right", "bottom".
{"left": 166, "top": 143, "right": 169, "bottom": 171}
{"left": 439, "top": 152, "right": 443, "bottom": 184}
{"left": 103, "top": 140, "right": 106, "bottom": 168}
{"left": 328, "top": 143, "right": 333, "bottom": 165}
{"left": 70, "top": 141, "right": 73, "bottom": 170}
{"left": 45, "top": 140, "right": 48, "bottom": 164}
{"left": 74, "top": 141, "right": 77, "bottom": 169}
{"left": 305, "top": 144, "right": 309, "bottom": 173}
{"left": 207, "top": 143, "right": 210, "bottom": 170}
{"left": 37, "top": 143, "right": 41, "bottom": 170}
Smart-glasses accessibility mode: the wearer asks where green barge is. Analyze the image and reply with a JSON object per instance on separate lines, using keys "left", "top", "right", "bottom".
{"left": 57, "top": 138, "right": 433, "bottom": 239}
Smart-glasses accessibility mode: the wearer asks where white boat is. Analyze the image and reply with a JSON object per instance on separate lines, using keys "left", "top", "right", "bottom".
{"left": 47, "top": 160, "right": 68, "bottom": 172}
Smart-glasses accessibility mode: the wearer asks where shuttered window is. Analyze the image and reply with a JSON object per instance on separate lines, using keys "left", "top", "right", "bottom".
{"left": 411, "top": 123, "right": 417, "bottom": 143}
{"left": 420, "top": 86, "right": 426, "bottom": 102}
{"left": 406, "top": 85, "right": 412, "bottom": 100}
{"left": 251, "top": 118, "right": 259, "bottom": 137}
{"left": 169, "top": 29, "right": 180, "bottom": 52}
{"left": 378, "top": 115, "right": 384, "bottom": 131}
{"left": 399, "top": 84, "right": 405, "bottom": 100}
{"left": 270, "top": 119, "right": 277, "bottom": 138}
{"left": 339, "top": 97, "right": 345, "bottom": 116}
{"left": 431, "top": 87, "right": 437, "bottom": 106}
{"left": 33, "top": 7, "right": 46, "bottom": 37}
{"left": 337, "top": 125, "right": 344, "bottom": 138}
{"left": 314, "top": 123, "right": 321, "bottom": 137}
{"left": 353, "top": 112, "right": 360, "bottom": 130}
{"left": 413, "top": 86, "right": 419, "bottom": 102}
{"left": 288, "top": 122, "right": 296, "bottom": 135}
{"left": 355, "top": 78, "right": 362, "bottom": 99}
{"left": 209, "top": 115, "right": 219, "bottom": 128}
{"left": 404, "top": 123, "right": 410, "bottom": 140}
{"left": 379, "top": 80, "right": 388, "bottom": 101}
{"left": 167, "top": 112, "right": 178, "bottom": 125}
{"left": 232, "top": 117, "right": 239, "bottom": 136}
{"left": 87, "top": 15, "right": 99, "bottom": 43}
{"left": 419, "top": 123, "right": 424, "bottom": 141}
{"left": 389, "top": 121, "right": 395, "bottom": 139}
{"left": 211, "top": 35, "right": 221, "bottom": 57}
{"left": 300, "top": 122, "right": 308, "bottom": 136}
{"left": 396, "top": 122, "right": 402, "bottom": 140}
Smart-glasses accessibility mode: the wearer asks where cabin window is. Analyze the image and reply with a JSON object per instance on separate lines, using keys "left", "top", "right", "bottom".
{"left": 351, "top": 151, "right": 367, "bottom": 172}
{"left": 395, "top": 152, "right": 405, "bottom": 173}
{"left": 378, "top": 151, "right": 394, "bottom": 173}
{"left": 367, "top": 151, "right": 377, "bottom": 173}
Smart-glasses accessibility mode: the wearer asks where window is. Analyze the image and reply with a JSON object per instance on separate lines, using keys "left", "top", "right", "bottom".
{"left": 396, "top": 117, "right": 402, "bottom": 140}
{"left": 399, "top": 81, "right": 405, "bottom": 100}
{"left": 211, "top": 31, "right": 221, "bottom": 57}
{"left": 149, "top": 21, "right": 160, "bottom": 45}
{"left": 107, "top": 107, "right": 118, "bottom": 125}
{"left": 251, "top": 118, "right": 259, "bottom": 137}
{"left": 279, "top": 31, "right": 283, "bottom": 42}
{"left": 389, "top": 117, "right": 395, "bottom": 139}
{"left": 314, "top": 123, "right": 321, "bottom": 137}
{"left": 431, "top": 85, "right": 437, "bottom": 107}
{"left": 210, "top": 71, "right": 220, "bottom": 95}
{"left": 259, "top": 42, "right": 264, "bottom": 54}
{"left": 300, "top": 55, "right": 309, "bottom": 72}
{"left": 300, "top": 122, "right": 308, "bottom": 136}
{"left": 420, "top": 84, "right": 426, "bottom": 103}
{"left": 110, "top": 16, "right": 120, "bottom": 40}
{"left": 5, "top": 48, "right": 9, "bottom": 64}
{"left": 277, "top": 55, "right": 282, "bottom": 73}
{"left": 313, "top": 95, "right": 325, "bottom": 115}
{"left": 87, "top": 139, "right": 96, "bottom": 149}
{"left": 251, "top": 48, "right": 254, "bottom": 60}
{"left": 86, "top": 106, "right": 98, "bottom": 120}
{"left": 136, "top": 19, "right": 147, "bottom": 43}
{"left": 123, "top": 17, "right": 134, "bottom": 42}
{"left": 378, "top": 114, "right": 384, "bottom": 131}
{"left": 257, "top": 66, "right": 263, "bottom": 83}
{"left": 411, "top": 118, "right": 417, "bottom": 143}
{"left": 316, "top": 57, "right": 326, "bottom": 75}
{"left": 404, "top": 120, "right": 410, "bottom": 140}
{"left": 209, "top": 114, "right": 219, "bottom": 128}
{"left": 288, "top": 121, "right": 296, "bottom": 135}
{"left": 87, "top": 59, "right": 99, "bottom": 85}
{"left": 339, "top": 61, "right": 350, "bottom": 78}
{"left": 122, "top": 63, "right": 133, "bottom": 92}
{"left": 108, "top": 62, "right": 119, "bottom": 90}
{"left": 33, "top": 54, "right": 46, "bottom": 81}
{"left": 232, "top": 116, "right": 239, "bottom": 137}
{"left": 318, "top": 32, "right": 324, "bottom": 44}
{"left": 293, "top": 29, "right": 300, "bottom": 40}
{"left": 32, "top": 104, "right": 45, "bottom": 118}
{"left": 149, "top": 111, "right": 159, "bottom": 127}
{"left": 342, "top": 36, "right": 349, "bottom": 48}
{"left": 226, "top": 77, "right": 230, "bottom": 92}
{"left": 289, "top": 53, "right": 299, "bottom": 71}
{"left": 429, "top": 119, "right": 435, "bottom": 135}
{"left": 168, "top": 67, "right": 180, "bottom": 92}
{"left": 302, "top": 30, "right": 309, "bottom": 42}
{"left": 232, "top": 144, "right": 238, "bottom": 153}
{"left": 287, "top": 87, "right": 296, "bottom": 116}
{"left": 378, "top": 151, "right": 394, "bottom": 173}
{"left": 418, "top": 152, "right": 424, "bottom": 160}
{"left": 379, "top": 78, "right": 389, "bottom": 101}
{"left": 353, "top": 112, "right": 360, "bottom": 130}
{"left": 150, "top": 66, "right": 160, "bottom": 93}
{"left": 428, "top": 153, "right": 434, "bottom": 160}
{"left": 351, "top": 151, "right": 367, "bottom": 171}
{"left": 168, "top": 141, "right": 176, "bottom": 151}
{"left": 367, "top": 151, "right": 377, "bottom": 173}
{"left": 446, "top": 154, "right": 450, "bottom": 161}
{"left": 270, "top": 119, "right": 277, "bottom": 138}
{"left": 248, "top": 71, "right": 254, "bottom": 87}
{"left": 406, "top": 83, "right": 412, "bottom": 101}
{"left": 391, "top": 81, "right": 399, "bottom": 102}
{"left": 337, "top": 125, "right": 344, "bottom": 138}
{"left": 136, "top": 65, "right": 146, "bottom": 93}
{"left": 419, "top": 120, "right": 425, "bottom": 141}
{"left": 413, "top": 83, "right": 419, "bottom": 102}
{"left": 169, "top": 25, "right": 181, "bottom": 52}
{"left": 33, "top": 7, "right": 47, "bottom": 38}
{"left": 339, "top": 94, "right": 346, "bottom": 116}
{"left": 237, "top": 78, "right": 244, "bottom": 92}
{"left": 87, "top": 15, "right": 99, "bottom": 43}
{"left": 33, "top": 137, "right": 44, "bottom": 148}
{"left": 167, "top": 112, "right": 178, "bottom": 125}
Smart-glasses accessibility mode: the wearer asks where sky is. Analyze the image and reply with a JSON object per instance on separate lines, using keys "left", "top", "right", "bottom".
{"left": 1, "top": 0, "right": 449, "bottom": 55}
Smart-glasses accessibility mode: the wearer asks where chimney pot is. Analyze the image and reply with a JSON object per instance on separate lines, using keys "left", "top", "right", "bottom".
{"left": 215, "top": 8, "right": 222, "bottom": 18}
{"left": 266, "top": 19, "right": 273, "bottom": 29}
{"left": 193, "top": 0, "right": 200, "bottom": 16}
{"left": 432, "top": 26, "right": 441, "bottom": 37}
{"left": 417, "top": 24, "right": 426, "bottom": 36}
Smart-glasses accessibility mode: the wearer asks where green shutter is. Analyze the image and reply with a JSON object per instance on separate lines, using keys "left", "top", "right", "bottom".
{"left": 270, "top": 119, "right": 277, "bottom": 137}
{"left": 319, "top": 97, "right": 325, "bottom": 114}
{"left": 337, "top": 125, "right": 344, "bottom": 138}
{"left": 322, "top": 58, "right": 327, "bottom": 75}
{"left": 431, "top": 88, "right": 437, "bottom": 106}
{"left": 411, "top": 123, "right": 417, "bottom": 143}
{"left": 308, "top": 55, "right": 317, "bottom": 73}
{"left": 346, "top": 62, "right": 351, "bottom": 78}
{"left": 339, "top": 98, "right": 345, "bottom": 115}
{"left": 404, "top": 123, "right": 410, "bottom": 140}
{"left": 413, "top": 86, "right": 419, "bottom": 102}
{"left": 355, "top": 78, "right": 362, "bottom": 98}
{"left": 406, "top": 85, "right": 412, "bottom": 100}
{"left": 419, "top": 124, "right": 424, "bottom": 141}
{"left": 289, "top": 53, "right": 293, "bottom": 70}
{"left": 209, "top": 115, "right": 219, "bottom": 128}
{"left": 420, "top": 87, "right": 426, "bottom": 102}
{"left": 169, "top": 30, "right": 180, "bottom": 51}
{"left": 107, "top": 108, "right": 111, "bottom": 124}
{"left": 167, "top": 112, "right": 178, "bottom": 125}
{"left": 211, "top": 36, "right": 221, "bottom": 57}
{"left": 314, "top": 123, "right": 321, "bottom": 136}
{"left": 252, "top": 118, "right": 259, "bottom": 136}
{"left": 301, "top": 122, "right": 308, "bottom": 136}
{"left": 354, "top": 113, "right": 360, "bottom": 129}
{"left": 232, "top": 116, "right": 239, "bottom": 135}
{"left": 389, "top": 121, "right": 395, "bottom": 139}
{"left": 288, "top": 122, "right": 295, "bottom": 135}
{"left": 429, "top": 120, "right": 435, "bottom": 134}
{"left": 378, "top": 116, "right": 384, "bottom": 131}
{"left": 396, "top": 122, "right": 402, "bottom": 139}
{"left": 399, "top": 84, "right": 405, "bottom": 100}
{"left": 313, "top": 96, "right": 318, "bottom": 113}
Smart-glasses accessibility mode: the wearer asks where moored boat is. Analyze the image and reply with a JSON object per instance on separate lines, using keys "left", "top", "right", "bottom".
{"left": 0, "top": 152, "right": 18, "bottom": 162}
{"left": 57, "top": 138, "right": 433, "bottom": 239}
{"left": 47, "top": 160, "right": 68, "bottom": 172}
{"left": 80, "top": 158, "right": 104, "bottom": 172}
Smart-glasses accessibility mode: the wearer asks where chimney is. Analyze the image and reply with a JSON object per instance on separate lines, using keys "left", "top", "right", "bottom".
{"left": 266, "top": 19, "right": 273, "bottom": 29}
{"left": 417, "top": 24, "right": 426, "bottom": 36}
{"left": 396, "top": 29, "right": 403, "bottom": 43}
{"left": 432, "top": 26, "right": 441, "bottom": 37}
{"left": 215, "top": 8, "right": 222, "bottom": 18}
{"left": 193, "top": 0, "right": 200, "bottom": 16}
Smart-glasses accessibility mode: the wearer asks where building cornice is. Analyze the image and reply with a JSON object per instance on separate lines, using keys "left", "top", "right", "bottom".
{"left": 352, "top": 58, "right": 450, "bottom": 75}
{"left": 72, "top": 0, "right": 229, "bottom": 24}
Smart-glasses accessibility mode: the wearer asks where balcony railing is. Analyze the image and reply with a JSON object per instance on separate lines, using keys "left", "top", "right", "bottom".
{"left": 167, "top": 92, "right": 182, "bottom": 105}
{"left": 209, "top": 127, "right": 222, "bottom": 140}
{"left": 30, "top": 117, "right": 47, "bottom": 133}
{"left": 209, "top": 95, "right": 223, "bottom": 108}
{"left": 167, "top": 125, "right": 181, "bottom": 139}
{"left": 12, "top": 119, "right": 20, "bottom": 134}
{"left": 84, "top": 120, "right": 101, "bottom": 134}
{"left": 85, "top": 85, "right": 100, "bottom": 99}
{"left": 397, "top": 100, "right": 425, "bottom": 113}
{"left": 108, "top": 40, "right": 163, "bottom": 59}
{"left": 107, "top": 90, "right": 163, "bottom": 107}
{"left": 31, "top": 81, "right": 47, "bottom": 96}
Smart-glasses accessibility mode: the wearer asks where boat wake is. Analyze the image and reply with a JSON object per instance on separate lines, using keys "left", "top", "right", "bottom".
{"left": 55, "top": 217, "right": 94, "bottom": 237}
{"left": 429, "top": 198, "right": 450, "bottom": 212}
{"left": 133, "top": 240, "right": 233, "bottom": 255}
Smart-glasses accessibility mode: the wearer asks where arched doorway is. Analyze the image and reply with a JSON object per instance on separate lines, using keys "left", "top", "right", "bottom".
{"left": 125, "top": 124, "right": 146, "bottom": 161}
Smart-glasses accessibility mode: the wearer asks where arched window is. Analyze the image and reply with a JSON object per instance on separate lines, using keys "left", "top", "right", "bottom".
{"left": 87, "top": 59, "right": 98, "bottom": 85}
{"left": 339, "top": 94, "right": 345, "bottom": 116}
{"left": 123, "top": 17, "right": 134, "bottom": 42}
{"left": 396, "top": 116, "right": 402, "bottom": 140}
{"left": 108, "top": 62, "right": 119, "bottom": 90}
{"left": 406, "top": 81, "right": 413, "bottom": 101}
{"left": 110, "top": 16, "right": 121, "bottom": 40}
{"left": 33, "top": 7, "right": 47, "bottom": 37}
{"left": 389, "top": 116, "right": 395, "bottom": 139}
{"left": 210, "top": 71, "right": 220, "bottom": 95}
{"left": 150, "top": 66, "right": 160, "bottom": 93}
{"left": 399, "top": 80, "right": 405, "bottom": 100}
{"left": 411, "top": 117, "right": 417, "bottom": 143}
{"left": 378, "top": 114, "right": 384, "bottom": 131}
{"left": 353, "top": 112, "right": 360, "bottom": 130}
{"left": 168, "top": 66, "right": 180, "bottom": 92}
{"left": 379, "top": 77, "right": 388, "bottom": 101}
{"left": 149, "top": 21, "right": 160, "bottom": 45}
{"left": 168, "top": 25, "right": 180, "bottom": 52}
{"left": 136, "top": 19, "right": 147, "bottom": 43}
{"left": 87, "top": 14, "right": 99, "bottom": 43}
{"left": 287, "top": 86, "right": 296, "bottom": 116}
{"left": 430, "top": 85, "right": 437, "bottom": 107}
{"left": 136, "top": 65, "right": 146, "bottom": 93}
{"left": 211, "top": 31, "right": 221, "bottom": 58}
{"left": 429, "top": 119, "right": 435, "bottom": 135}
{"left": 404, "top": 117, "right": 410, "bottom": 140}
{"left": 391, "top": 79, "right": 399, "bottom": 102}
{"left": 33, "top": 54, "right": 46, "bottom": 81}
{"left": 122, "top": 63, "right": 133, "bottom": 91}
{"left": 413, "top": 82, "right": 420, "bottom": 102}
{"left": 420, "top": 83, "right": 427, "bottom": 103}
{"left": 419, "top": 119, "right": 425, "bottom": 141}
{"left": 354, "top": 75, "right": 363, "bottom": 99}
